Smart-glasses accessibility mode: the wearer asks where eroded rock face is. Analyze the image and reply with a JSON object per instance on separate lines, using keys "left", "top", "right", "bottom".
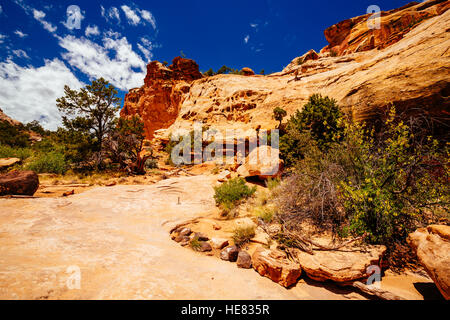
{"left": 252, "top": 247, "right": 302, "bottom": 287}
{"left": 120, "top": 57, "right": 203, "bottom": 139}
{"left": 123, "top": 1, "right": 449, "bottom": 144}
{"left": 293, "top": 245, "right": 386, "bottom": 284}
{"left": 408, "top": 225, "right": 450, "bottom": 300}
{"left": 321, "top": 0, "right": 450, "bottom": 56}
{"left": 0, "top": 170, "right": 39, "bottom": 196}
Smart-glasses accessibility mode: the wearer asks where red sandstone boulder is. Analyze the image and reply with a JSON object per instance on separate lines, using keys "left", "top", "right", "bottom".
{"left": 252, "top": 247, "right": 302, "bottom": 287}
{"left": 0, "top": 170, "right": 39, "bottom": 196}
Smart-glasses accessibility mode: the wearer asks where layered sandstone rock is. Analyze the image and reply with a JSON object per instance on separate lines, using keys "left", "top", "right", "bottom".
{"left": 120, "top": 57, "right": 203, "bottom": 139}
{"left": 252, "top": 247, "right": 302, "bottom": 287}
{"left": 0, "top": 108, "right": 21, "bottom": 126}
{"left": 407, "top": 225, "right": 450, "bottom": 300}
{"left": 293, "top": 246, "right": 386, "bottom": 284}
{"left": 321, "top": 0, "right": 450, "bottom": 56}
{"left": 0, "top": 170, "right": 39, "bottom": 196}
{"left": 123, "top": 1, "right": 449, "bottom": 143}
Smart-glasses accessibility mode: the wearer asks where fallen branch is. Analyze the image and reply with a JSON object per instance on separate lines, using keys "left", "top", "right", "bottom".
{"left": 352, "top": 281, "right": 406, "bottom": 300}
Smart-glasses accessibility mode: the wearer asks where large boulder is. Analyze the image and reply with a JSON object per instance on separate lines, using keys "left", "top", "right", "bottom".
{"left": 407, "top": 225, "right": 450, "bottom": 300}
{"left": 294, "top": 245, "right": 386, "bottom": 284}
{"left": 241, "top": 67, "right": 255, "bottom": 76}
{"left": 237, "top": 145, "right": 283, "bottom": 179}
{"left": 252, "top": 247, "right": 302, "bottom": 288}
{"left": 237, "top": 251, "right": 252, "bottom": 269}
{"left": 0, "top": 170, "right": 39, "bottom": 196}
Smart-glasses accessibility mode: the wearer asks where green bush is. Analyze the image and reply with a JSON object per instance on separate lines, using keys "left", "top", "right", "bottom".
{"left": 0, "top": 120, "right": 30, "bottom": 148}
{"left": 214, "top": 178, "right": 256, "bottom": 209}
{"left": 338, "top": 108, "right": 449, "bottom": 244}
{"left": 280, "top": 94, "right": 344, "bottom": 167}
{"left": 232, "top": 225, "right": 256, "bottom": 247}
{"left": 26, "top": 152, "right": 68, "bottom": 174}
{"left": 0, "top": 144, "right": 33, "bottom": 160}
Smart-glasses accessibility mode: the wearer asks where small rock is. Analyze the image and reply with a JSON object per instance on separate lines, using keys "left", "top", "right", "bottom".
{"left": 62, "top": 190, "right": 75, "bottom": 197}
{"left": 220, "top": 245, "right": 239, "bottom": 262}
{"left": 217, "top": 170, "right": 231, "bottom": 182}
{"left": 194, "top": 232, "right": 209, "bottom": 241}
{"left": 210, "top": 238, "right": 229, "bottom": 250}
{"left": 178, "top": 227, "right": 192, "bottom": 237}
{"left": 213, "top": 224, "right": 221, "bottom": 231}
{"left": 199, "top": 241, "right": 212, "bottom": 252}
{"left": 237, "top": 251, "right": 252, "bottom": 269}
{"left": 175, "top": 235, "right": 189, "bottom": 243}
{"left": 106, "top": 181, "right": 117, "bottom": 187}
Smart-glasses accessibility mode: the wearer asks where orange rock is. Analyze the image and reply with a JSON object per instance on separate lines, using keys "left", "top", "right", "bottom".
{"left": 252, "top": 247, "right": 301, "bottom": 288}
{"left": 120, "top": 57, "right": 203, "bottom": 139}
{"left": 321, "top": 0, "right": 450, "bottom": 56}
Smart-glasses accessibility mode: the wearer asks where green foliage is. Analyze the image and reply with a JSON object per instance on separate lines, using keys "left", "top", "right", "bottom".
{"left": 260, "top": 69, "right": 265, "bottom": 75}
{"left": 232, "top": 225, "right": 256, "bottom": 247}
{"left": 180, "top": 51, "right": 186, "bottom": 58}
{"left": 214, "top": 178, "right": 257, "bottom": 209}
{"left": 338, "top": 108, "right": 449, "bottom": 244}
{"left": 266, "top": 177, "right": 281, "bottom": 191}
{"left": 254, "top": 206, "right": 275, "bottom": 223}
{"left": 279, "top": 94, "right": 344, "bottom": 166}
{"left": 25, "top": 120, "right": 48, "bottom": 136}
{"left": 0, "top": 120, "right": 30, "bottom": 148}
{"left": 26, "top": 151, "right": 68, "bottom": 174}
{"left": 273, "top": 107, "right": 287, "bottom": 127}
{"left": 56, "top": 78, "right": 121, "bottom": 162}
{"left": 203, "top": 68, "right": 215, "bottom": 77}
{"left": 0, "top": 144, "right": 33, "bottom": 160}
{"left": 190, "top": 237, "right": 202, "bottom": 251}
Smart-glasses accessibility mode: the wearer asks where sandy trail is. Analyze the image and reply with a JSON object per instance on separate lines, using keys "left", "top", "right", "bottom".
{"left": 0, "top": 175, "right": 357, "bottom": 300}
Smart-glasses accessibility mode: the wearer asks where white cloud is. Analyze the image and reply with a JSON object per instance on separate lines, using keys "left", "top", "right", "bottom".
{"left": 12, "top": 49, "right": 30, "bottom": 59}
{"left": 32, "top": 9, "right": 57, "bottom": 33}
{"left": 101, "top": 6, "right": 121, "bottom": 24}
{"left": 58, "top": 34, "right": 147, "bottom": 90}
{"left": 244, "top": 35, "right": 250, "bottom": 44}
{"left": 62, "top": 6, "right": 85, "bottom": 30}
{"left": 250, "top": 23, "right": 258, "bottom": 28}
{"left": 0, "top": 58, "right": 83, "bottom": 130}
{"left": 0, "top": 34, "right": 6, "bottom": 44}
{"left": 0, "top": 5, "right": 3, "bottom": 15}
{"left": 85, "top": 25, "right": 100, "bottom": 37}
{"left": 121, "top": 5, "right": 140, "bottom": 26}
{"left": 140, "top": 9, "right": 157, "bottom": 30}
{"left": 14, "top": 30, "right": 28, "bottom": 38}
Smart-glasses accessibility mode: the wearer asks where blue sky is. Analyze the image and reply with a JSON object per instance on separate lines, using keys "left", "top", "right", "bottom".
{"left": 0, "top": 0, "right": 411, "bottom": 129}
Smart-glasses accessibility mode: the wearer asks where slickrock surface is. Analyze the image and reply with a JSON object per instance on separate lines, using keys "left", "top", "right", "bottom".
{"left": 0, "top": 176, "right": 354, "bottom": 300}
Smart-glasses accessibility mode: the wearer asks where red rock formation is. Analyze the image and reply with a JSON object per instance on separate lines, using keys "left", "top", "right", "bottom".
{"left": 120, "top": 57, "right": 203, "bottom": 139}
{"left": 321, "top": 0, "right": 450, "bottom": 56}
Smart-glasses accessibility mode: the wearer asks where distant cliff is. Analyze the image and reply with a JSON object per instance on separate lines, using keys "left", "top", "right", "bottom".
{"left": 122, "top": 0, "right": 450, "bottom": 141}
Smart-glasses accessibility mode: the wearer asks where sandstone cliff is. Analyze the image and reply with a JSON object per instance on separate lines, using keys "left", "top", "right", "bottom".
{"left": 122, "top": 0, "right": 449, "bottom": 141}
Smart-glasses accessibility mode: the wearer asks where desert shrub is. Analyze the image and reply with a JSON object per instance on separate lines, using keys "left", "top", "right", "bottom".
{"left": 145, "top": 158, "right": 158, "bottom": 170}
{"left": 266, "top": 177, "right": 281, "bottom": 191}
{"left": 273, "top": 107, "right": 287, "bottom": 128}
{"left": 338, "top": 108, "right": 449, "bottom": 245}
{"left": 254, "top": 206, "right": 275, "bottom": 223}
{"left": 26, "top": 151, "right": 68, "bottom": 174}
{"left": 214, "top": 178, "right": 256, "bottom": 209}
{"left": 232, "top": 225, "right": 256, "bottom": 247}
{"left": 275, "top": 106, "right": 449, "bottom": 262}
{"left": 0, "top": 144, "right": 33, "bottom": 160}
{"left": 0, "top": 120, "right": 30, "bottom": 148}
{"left": 190, "top": 237, "right": 202, "bottom": 251}
{"left": 280, "top": 94, "right": 344, "bottom": 167}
